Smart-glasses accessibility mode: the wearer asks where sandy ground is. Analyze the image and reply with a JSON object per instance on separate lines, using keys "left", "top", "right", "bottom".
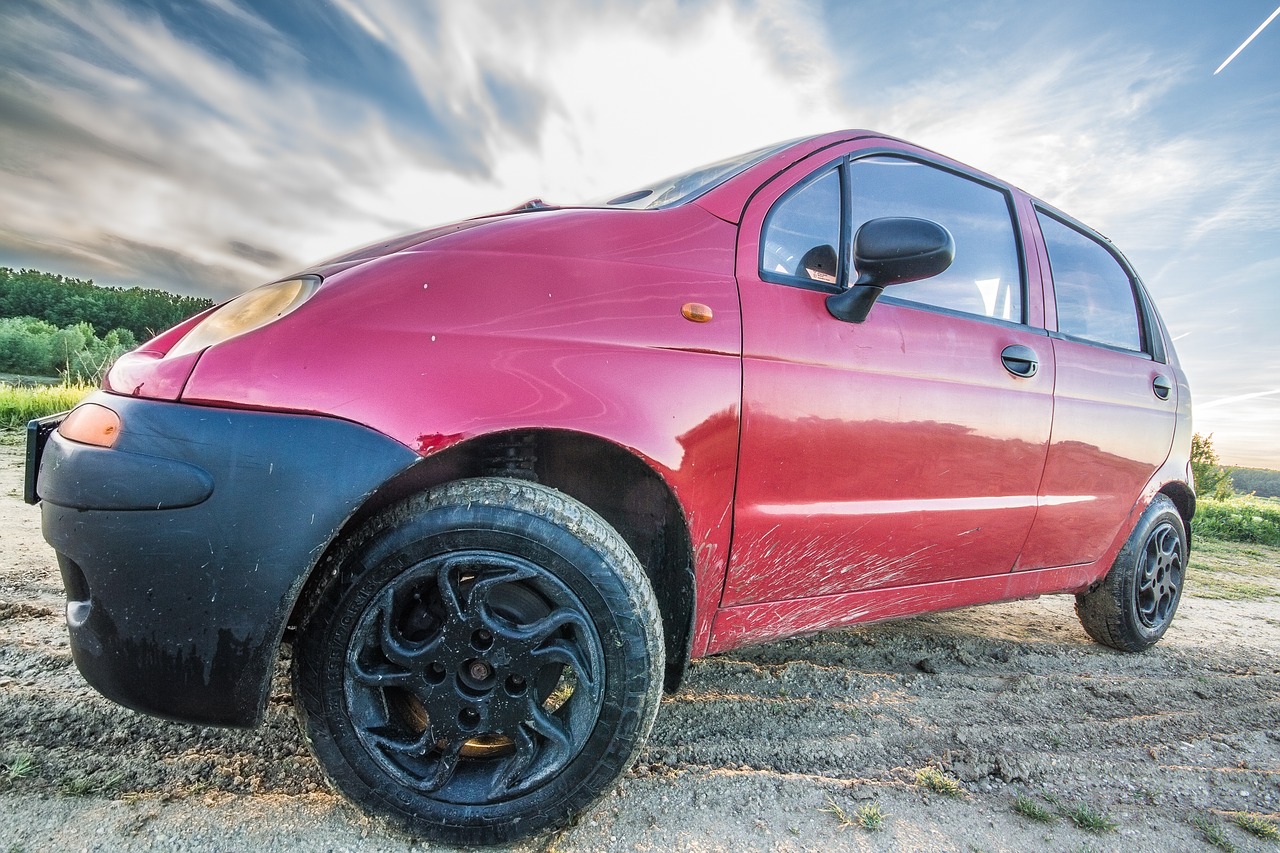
{"left": 2, "top": 435, "right": 1279, "bottom": 852}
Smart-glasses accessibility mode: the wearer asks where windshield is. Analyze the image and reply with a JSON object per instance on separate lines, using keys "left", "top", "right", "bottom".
{"left": 588, "top": 139, "right": 800, "bottom": 210}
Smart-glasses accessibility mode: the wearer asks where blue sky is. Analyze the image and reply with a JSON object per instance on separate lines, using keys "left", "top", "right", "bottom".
{"left": 0, "top": 0, "right": 1277, "bottom": 467}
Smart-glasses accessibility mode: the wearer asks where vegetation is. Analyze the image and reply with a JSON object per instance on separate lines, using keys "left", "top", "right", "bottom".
{"left": 820, "top": 796, "right": 856, "bottom": 830}
{"left": 3, "top": 754, "right": 34, "bottom": 783}
{"left": 0, "top": 318, "right": 136, "bottom": 384}
{"left": 0, "top": 383, "right": 94, "bottom": 428}
{"left": 821, "top": 797, "right": 885, "bottom": 832}
{"left": 914, "top": 766, "right": 963, "bottom": 797}
{"left": 1190, "top": 814, "right": 1237, "bottom": 852}
{"left": 58, "top": 770, "right": 123, "bottom": 797}
{"left": 0, "top": 267, "right": 213, "bottom": 386}
{"left": 0, "top": 267, "right": 211, "bottom": 344}
{"left": 854, "top": 802, "right": 885, "bottom": 831}
{"left": 1230, "top": 467, "right": 1280, "bottom": 499}
{"left": 1194, "top": 494, "right": 1280, "bottom": 547}
{"left": 1061, "top": 803, "right": 1117, "bottom": 833}
{"left": 1187, "top": 538, "right": 1280, "bottom": 601}
{"left": 1192, "top": 433, "right": 1235, "bottom": 500}
{"left": 1012, "top": 794, "right": 1057, "bottom": 823}
{"left": 1233, "top": 811, "right": 1280, "bottom": 840}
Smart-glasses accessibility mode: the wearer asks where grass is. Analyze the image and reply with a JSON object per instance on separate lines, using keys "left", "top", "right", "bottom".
{"left": 1233, "top": 811, "right": 1280, "bottom": 840}
{"left": 1061, "top": 803, "right": 1117, "bottom": 833}
{"left": 1195, "top": 494, "right": 1280, "bottom": 547}
{"left": 1187, "top": 537, "right": 1280, "bottom": 601}
{"left": 1191, "top": 814, "right": 1237, "bottom": 852}
{"left": 58, "top": 771, "right": 124, "bottom": 797}
{"left": 4, "top": 754, "right": 34, "bottom": 783}
{"left": 0, "top": 382, "right": 93, "bottom": 428}
{"left": 821, "top": 797, "right": 885, "bottom": 832}
{"left": 1012, "top": 794, "right": 1058, "bottom": 823}
{"left": 914, "top": 766, "right": 964, "bottom": 797}
{"left": 821, "top": 797, "right": 855, "bottom": 829}
{"left": 855, "top": 803, "right": 885, "bottom": 831}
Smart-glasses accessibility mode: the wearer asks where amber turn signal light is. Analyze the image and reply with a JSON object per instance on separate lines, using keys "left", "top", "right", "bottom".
{"left": 58, "top": 403, "right": 122, "bottom": 448}
{"left": 681, "top": 302, "right": 713, "bottom": 323}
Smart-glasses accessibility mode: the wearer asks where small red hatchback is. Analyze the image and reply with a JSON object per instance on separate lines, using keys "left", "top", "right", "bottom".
{"left": 27, "top": 130, "right": 1194, "bottom": 845}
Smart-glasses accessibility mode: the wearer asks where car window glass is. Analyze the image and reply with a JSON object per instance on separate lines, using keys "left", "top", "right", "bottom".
{"left": 760, "top": 169, "right": 842, "bottom": 285}
{"left": 1037, "top": 212, "right": 1142, "bottom": 351}
{"left": 593, "top": 138, "right": 800, "bottom": 209}
{"left": 847, "top": 156, "right": 1022, "bottom": 322}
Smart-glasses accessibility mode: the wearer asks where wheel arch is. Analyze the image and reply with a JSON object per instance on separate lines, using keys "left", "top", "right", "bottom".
{"left": 288, "top": 428, "right": 698, "bottom": 692}
{"left": 1158, "top": 480, "right": 1196, "bottom": 550}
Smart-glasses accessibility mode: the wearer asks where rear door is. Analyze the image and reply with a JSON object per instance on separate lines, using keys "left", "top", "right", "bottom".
{"left": 723, "top": 142, "right": 1055, "bottom": 607}
{"left": 1016, "top": 208, "right": 1178, "bottom": 569}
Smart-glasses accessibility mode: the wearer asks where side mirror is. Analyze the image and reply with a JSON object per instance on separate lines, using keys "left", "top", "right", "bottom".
{"left": 826, "top": 217, "right": 955, "bottom": 323}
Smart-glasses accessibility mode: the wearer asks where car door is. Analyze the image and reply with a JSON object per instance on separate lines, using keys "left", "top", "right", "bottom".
{"left": 1015, "top": 207, "right": 1179, "bottom": 569}
{"left": 722, "top": 143, "right": 1055, "bottom": 608}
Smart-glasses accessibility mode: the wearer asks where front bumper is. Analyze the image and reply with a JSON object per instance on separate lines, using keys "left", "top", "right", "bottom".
{"left": 31, "top": 392, "right": 418, "bottom": 726}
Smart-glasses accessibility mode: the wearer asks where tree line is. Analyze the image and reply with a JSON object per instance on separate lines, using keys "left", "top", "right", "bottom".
{"left": 1193, "top": 433, "right": 1280, "bottom": 499}
{"left": 1, "top": 267, "right": 212, "bottom": 343}
{"left": 0, "top": 268, "right": 214, "bottom": 383}
{"left": 1231, "top": 467, "right": 1280, "bottom": 499}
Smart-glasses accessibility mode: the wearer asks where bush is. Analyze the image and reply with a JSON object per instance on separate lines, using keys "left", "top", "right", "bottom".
{"left": 1194, "top": 494, "right": 1280, "bottom": 547}
{"left": 0, "top": 317, "right": 138, "bottom": 384}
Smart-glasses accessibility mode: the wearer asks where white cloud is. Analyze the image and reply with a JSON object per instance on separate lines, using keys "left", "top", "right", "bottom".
{"left": 0, "top": 0, "right": 846, "bottom": 296}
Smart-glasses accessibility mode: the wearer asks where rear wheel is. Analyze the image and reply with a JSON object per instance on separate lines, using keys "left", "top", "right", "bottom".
{"left": 293, "top": 478, "right": 664, "bottom": 845}
{"left": 1076, "top": 494, "right": 1187, "bottom": 652}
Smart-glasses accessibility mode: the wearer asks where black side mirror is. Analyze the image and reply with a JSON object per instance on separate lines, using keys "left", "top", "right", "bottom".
{"left": 826, "top": 217, "right": 955, "bottom": 323}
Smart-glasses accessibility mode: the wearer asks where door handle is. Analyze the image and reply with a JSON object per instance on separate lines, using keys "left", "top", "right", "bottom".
{"left": 1000, "top": 345, "right": 1039, "bottom": 378}
{"left": 1153, "top": 375, "right": 1173, "bottom": 400}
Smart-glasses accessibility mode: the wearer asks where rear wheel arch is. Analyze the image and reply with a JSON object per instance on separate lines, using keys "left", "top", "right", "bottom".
{"left": 1158, "top": 481, "right": 1196, "bottom": 547}
{"left": 289, "top": 428, "right": 697, "bottom": 691}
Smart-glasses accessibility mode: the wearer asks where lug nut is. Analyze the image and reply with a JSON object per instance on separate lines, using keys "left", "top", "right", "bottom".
{"left": 469, "top": 661, "right": 492, "bottom": 681}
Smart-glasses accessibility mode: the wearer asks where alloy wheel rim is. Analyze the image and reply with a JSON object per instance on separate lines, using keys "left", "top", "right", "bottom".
{"left": 343, "top": 550, "right": 605, "bottom": 805}
{"left": 1136, "top": 521, "right": 1182, "bottom": 630}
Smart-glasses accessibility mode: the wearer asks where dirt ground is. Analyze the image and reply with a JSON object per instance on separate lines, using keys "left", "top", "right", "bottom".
{"left": 2, "top": 435, "right": 1278, "bottom": 853}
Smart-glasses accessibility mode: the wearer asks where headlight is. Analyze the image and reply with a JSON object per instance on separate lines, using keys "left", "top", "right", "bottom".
{"left": 166, "top": 276, "right": 319, "bottom": 359}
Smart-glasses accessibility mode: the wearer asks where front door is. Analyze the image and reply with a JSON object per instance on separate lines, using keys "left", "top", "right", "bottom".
{"left": 723, "top": 145, "right": 1055, "bottom": 608}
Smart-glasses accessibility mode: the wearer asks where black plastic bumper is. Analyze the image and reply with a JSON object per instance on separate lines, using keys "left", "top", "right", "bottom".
{"left": 32, "top": 392, "right": 419, "bottom": 726}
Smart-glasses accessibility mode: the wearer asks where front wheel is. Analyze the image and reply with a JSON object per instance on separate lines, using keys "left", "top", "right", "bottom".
{"left": 1076, "top": 494, "right": 1187, "bottom": 652}
{"left": 292, "top": 478, "right": 664, "bottom": 845}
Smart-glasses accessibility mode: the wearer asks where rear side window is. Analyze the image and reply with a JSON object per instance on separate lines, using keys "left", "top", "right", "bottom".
{"left": 847, "top": 156, "right": 1023, "bottom": 322}
{"left": 1037, "top": 212, "right": 1142, "bottom": 352}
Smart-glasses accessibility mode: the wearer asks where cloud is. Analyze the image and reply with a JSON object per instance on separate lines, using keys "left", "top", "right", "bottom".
{"left": 0, "top": 0, "right": 1276, "bottom": 465}
{"left": 0, "top": 0, "right": 845, "bottom": 297}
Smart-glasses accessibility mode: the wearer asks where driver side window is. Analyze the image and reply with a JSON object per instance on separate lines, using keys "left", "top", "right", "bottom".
{"left": 760, "top": 169, "right": 842, "bottom": 286}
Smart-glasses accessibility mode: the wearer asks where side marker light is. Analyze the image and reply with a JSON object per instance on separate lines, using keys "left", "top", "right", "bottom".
{"left": 681, "top": 303, "right": 714, "bottom": 323}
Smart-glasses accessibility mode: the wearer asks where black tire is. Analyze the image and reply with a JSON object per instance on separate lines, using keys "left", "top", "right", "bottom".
{"left": 292, "top": 478, "right": 664, "bottom": 845}
{"left": 1075, "top": 494, "right": 1187, "bottom": 652}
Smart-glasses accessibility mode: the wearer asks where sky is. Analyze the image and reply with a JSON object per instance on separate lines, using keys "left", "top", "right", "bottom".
{"left": 0, "top": 0, "right": 1277, "bottom": 467}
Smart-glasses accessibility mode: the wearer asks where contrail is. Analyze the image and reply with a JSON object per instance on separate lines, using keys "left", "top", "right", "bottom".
{"left": 1215, "top": 5, "right": 1280, "bottom": 74}
{"left": 1198, "top": 388, "right": 1280, "bottom": 410}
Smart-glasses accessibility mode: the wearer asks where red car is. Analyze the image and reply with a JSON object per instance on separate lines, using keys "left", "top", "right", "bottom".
{"left": 27, "top": 130, "right": 1193, "bottom": 845}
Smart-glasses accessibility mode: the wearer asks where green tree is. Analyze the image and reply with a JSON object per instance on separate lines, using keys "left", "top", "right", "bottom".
{"left": 1191, "top": 433, "right": 1234, "bottom": 500}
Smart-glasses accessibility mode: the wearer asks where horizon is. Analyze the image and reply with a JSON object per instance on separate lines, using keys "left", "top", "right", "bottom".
{"left": 1, "top": 0, "right": 1277, "bottom": 466}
